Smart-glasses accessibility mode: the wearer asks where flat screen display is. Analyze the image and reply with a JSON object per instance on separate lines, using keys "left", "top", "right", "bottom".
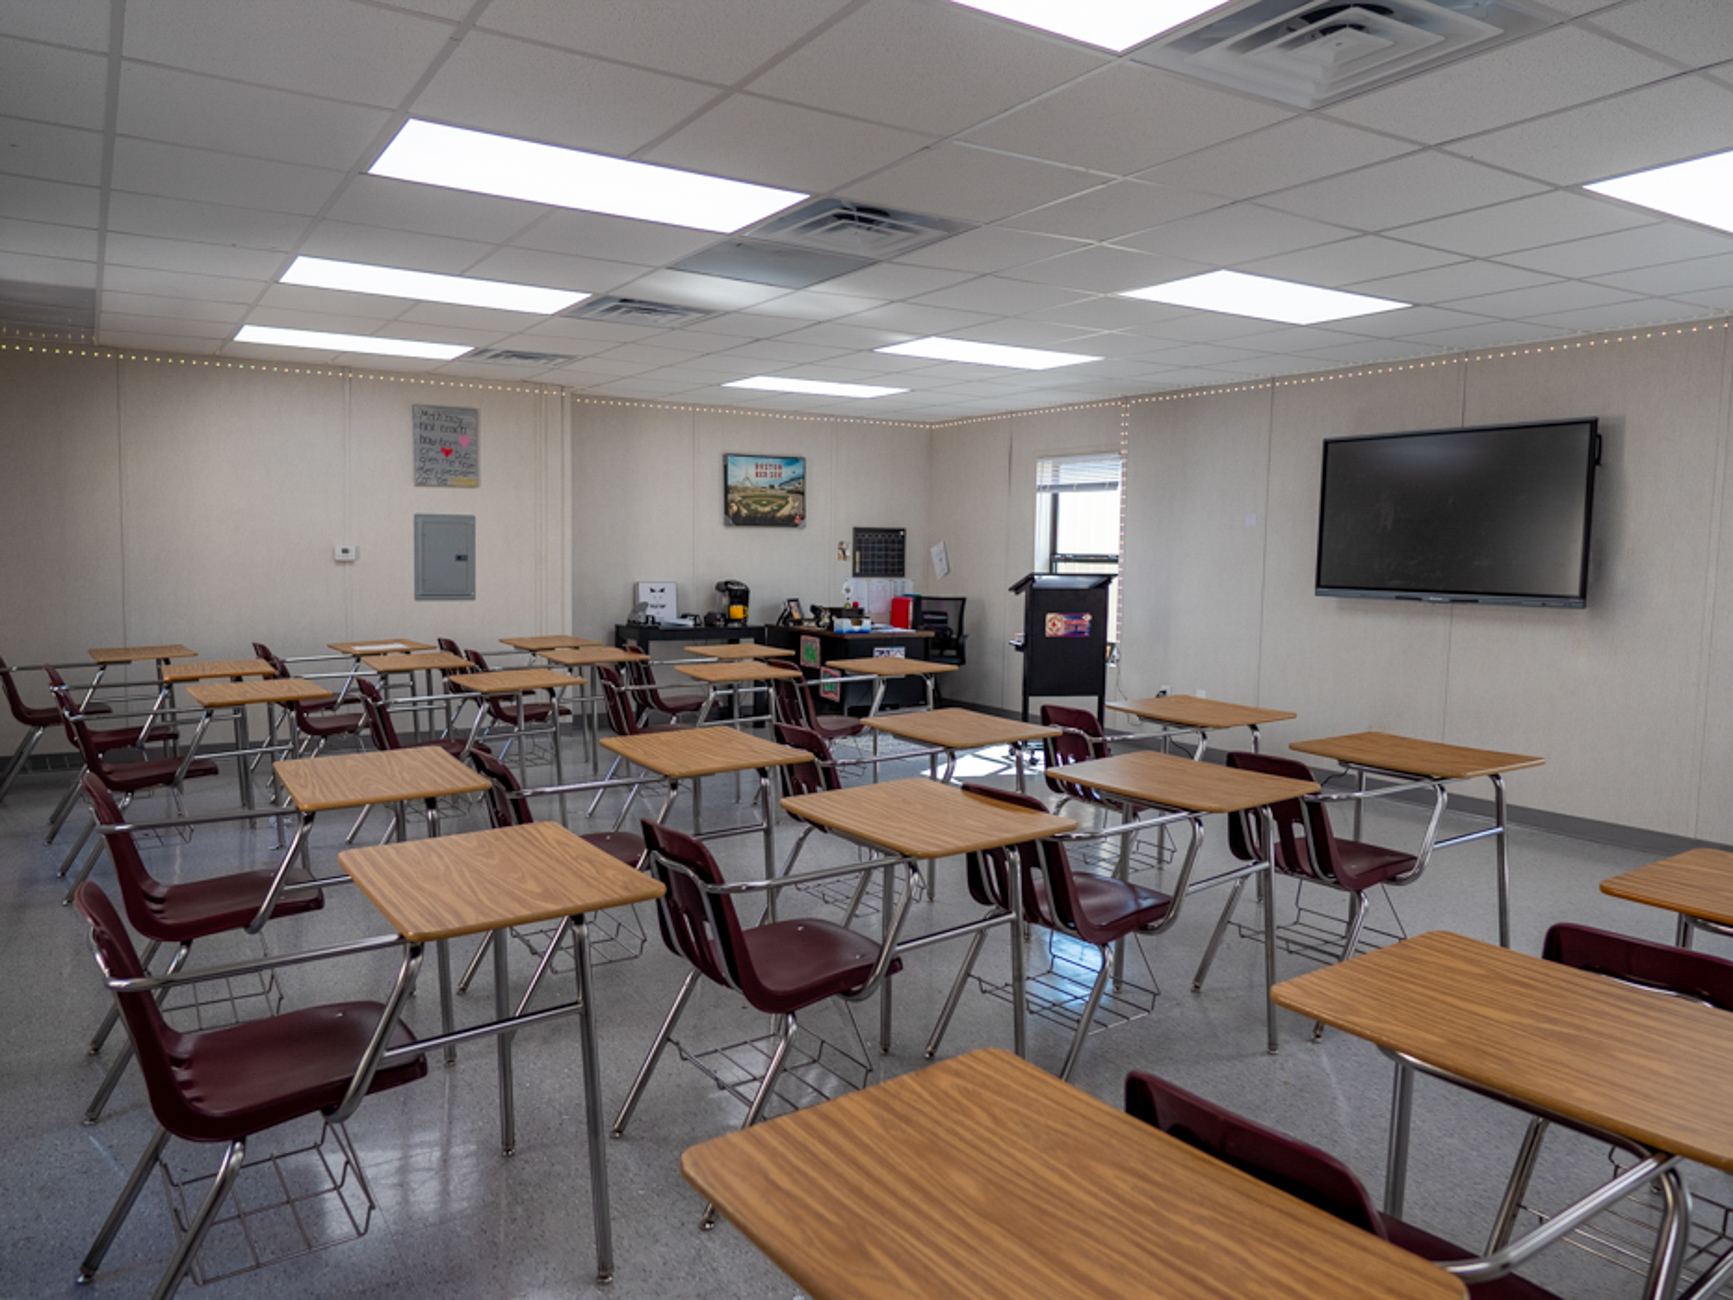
{"left": 1316, "top": 419, "right": 1599, "bottom": 608}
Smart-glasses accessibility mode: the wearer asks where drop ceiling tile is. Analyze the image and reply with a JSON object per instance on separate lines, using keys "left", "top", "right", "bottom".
{"left": 1136, "top": 117, "right": 1417, "bottom": 200}
{"left": 707, "top": 339, "right": 851, "bottom": 367}
{"left": 1538, "top": 0, "right": 1622, "bottom": 12}
{"left": 0, "top": 36, "right": 106, "bottom": 130}
{"left": 0, "top": 117, "right": 103, "bottom": 185}
{"left": 910, "top": 276, "right": 1090, "bottom": 316}
{"left": 1298, "top": 340, "right": 1449, "bottom": 365}
{"left": 806, "top": 262, "right": 973, "bottom": 300}
{"left": 1261, "top": 152, "right": 1547, "bottom": 230}
{"left": 1443, "top": 280, "right": 1638, "bottom": 319}
{"left": 102, "top": 265, "right": 261, "bottom": 304}
{"left": 0, "top": 1, "right": 111, "bottom": 50}
{"left": 1319, "top": 305, "right": 1490, "bottom": 338}
{"left": 1530, "top": 301, "right": 1715, "bottom": 332}
{"left": 956, "top": 319, "right": 1105, "bottom": 348}
{"left": 123, "top": 0, "right": 453, "bottom": 107}
{"left": 556, "top": 357, "right": 658, "bottom": 379}
{"left": 387, "top": 303, "right": 547, "bottom": 333}
{"left": 835, "top": 301, "right": 995, "bottom": 335}
{"left": 1446, "top": 75, "right": 1733, "bottom": 185}
{"left": 111, "top": 138, "right": 343, "bottom": 216}
{"left": 514, "top": 210, "right": 720, "bottom": 266}
{"left": 1027, "top": 295, "right": 1178, "bottom": 331}
{"left": 616, "top": 269, "right": 792, "bottom": 310}
{"left": 682, "top": 312, "right": 809, "bottom": 340}
{"left": 1412, "top": 321, "right": 1579, "bottom": 348}
{"left": 1387, "top": 192, "right": 1656, "bottom": 259}
{"left": 898, "top": 225, "right": 1080, "bottom": 274}
{"left": 1121, "top": 311, "right": 1278, "bottom": 343}
{"left": 766, "top": 322, "right": 911, "bottom": 351}
{"left": 478, "top": 0, "right": 850, "bottom": 84}
{"left": 0, "top": 216, "right": 97, "bottom": 261}
{"left": 295, "top": 221, "right": 494, "bottom": 274}
{"left": 386, "top": 0, "right": 473, "bottom": 18}
{"left": 1591, "top": 253, "right": 1733, "bottom": 296}
{"left": 105, "top": 232, "right": 285, "bottom": 279}
{"left": 963, "top": 62, "right": 1289, "bottom": 177}
{"left": 117, "top": 64, "right": 391, "bottom": 172}
{"left": 109, "top": 192, "right": 310, "bottom": 253}
{"left": 1002, "top": 244, "right": 1210, "bottom": 294}
{"left": 745, "top": 0, "right": 1104, "bottom": 137}
{"left": 1002, "top": 180, "right": 1223, "bottom": 242}
{"left": 1240, "top": 236, "right": 1466, "bottom": 287}
{"left": 854, "top": 144, "right": 1101, "bottom": 225}
{"left": 1136, "top": 342, "right": 1266, "bottom": 367}
{"left": 0, "top": 175, "right": 99, "bottom": 227}
{"left": 1326, "top": 28, "right": 1674, "bottom": 146}
{"left": 255, "top": 283, "right": 407, "bottom": 320}
{"left": 412, "top": 32, "right": 720, "bottom": 157}
{"left": 1349, "top": 260, "right": 1555, "bottom": 303}
{"left": 461, "top": 247, "right": 647, "bottom": 296}
{"left": 100, "top": 291, "right": 247, "bottom": 323}
{"left": 100, "top": 324, "right": 228, "bottom": 349}
{"left": 1500, "top": 224, "right": 1733, "bottom": 277}
{"left": 324, "top": 175, "right": 542, "bottom": 243}
{"left": 1587, "top": 0, "right": 1733, "bottom": 69}
{"left": 1214, "top": 325, "right": 1367, "bottom": 353}
{"left": 0, "top": 250, "right": 94, "bottom": 287}
{"left": 1117, "top": 203, "right": 1351, "bottom": 265}
{"left": 514, "top": 316, "right": 659, "bottom": 345}
{"left": 736, "top": 288, "right": 882, "bottom": 320}
{"left": 644, "top": 94, "right": 931, "bottom": 195}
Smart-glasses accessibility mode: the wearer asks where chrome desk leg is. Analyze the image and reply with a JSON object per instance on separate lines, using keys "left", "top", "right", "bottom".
{"left": 495, "top": 924, "right": 516, "bottom": 1156}
{"left": 1264, "top": 806, "right": 1279, "bottom": 1054}
{"left": 1384, "top": 1060, "right": 1414, "bottom": 1217}
{"left": 574, "top": 914, "right": 615, "bottom": 1283}
{"left": 1492, "top": 773, "right": 1511, "bottom": 949}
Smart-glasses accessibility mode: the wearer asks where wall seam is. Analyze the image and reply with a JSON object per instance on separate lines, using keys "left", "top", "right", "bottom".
{"left": 1438, "top": 357, "right": 1471, "bottom": 741}
{"left": 1251, "top": 382, "right": 1276, "bottom": 709}
{"left": 1689, "top": 329, "right": 1733, "bottom": 838}
{"left": 114, "top": 357, "right": 127, "bottom": 643}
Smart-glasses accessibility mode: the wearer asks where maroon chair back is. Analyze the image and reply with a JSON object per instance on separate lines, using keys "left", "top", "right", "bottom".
{"left": 593, "top": 664, "right": 642, "bottom": 737}
{"left": 1544, "top": 923, "right": 1733, "bottom": 1010}
{"left": 640, "top": 819, "right": 733, "bottom": 981}
{"left": 773, "top": 722, "right": 842, "bottom": 797}
{"left": 437, "top": 637, "right": 461, "bottom": 656}
{"left": 623, "top": 651, "right": 703, "bottom": 718}
{"left": 355, "top": 678, "right": 403, "bottom": 751}
{"left": 960, "top": 782, "right": 1118, "bottom": 942}
{"left": 1124, "top": 1071, "right": 1383, "bottom": 1235}
{"left": 470, "top": 747, "right": 534, "bottom": 829}
{"left": 1223, "top": 750, "right": 1330, "bottom": 881}
{"left": 772, "top": 676, "right": 810, "bottom": 729}
{"left": 1040, "top": 704, "right": 1111, "bottom": 805}
{"left": 1, "top": 656, "right": 60, "bottom": 728}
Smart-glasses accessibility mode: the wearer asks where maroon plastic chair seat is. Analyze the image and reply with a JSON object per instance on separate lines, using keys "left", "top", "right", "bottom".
{"left": 355, "top": 677, "right": 479, "bottom": 760}
{"left": 594, "top": 663, "right": 689, "bottom": 738}
{"left": 1543, "top": 922, "right": 1733, "bottom": 1008}
{"left": 253, "top": 644, "right": 359, "bottom": 738}
{"left": 1126, "top": 1071, "right": 1562, "bottom": 1300}
{"left": 469, "top": 747, "right": 645, "bottom": 866}
{"left": 620, "top": 644, "right": 707, "bottom": 721}
{"left": 2, "top": 656, "right": 111, "bottom": 727}
{"left": 772, "top": 675, "right": 863, "bottom": 742}
{"left": 460, "top": 648, "right": 565, "bottom": 726}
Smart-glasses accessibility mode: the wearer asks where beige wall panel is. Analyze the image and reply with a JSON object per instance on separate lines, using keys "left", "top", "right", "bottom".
{"left": 572, "top": 402, "right": 696, "bottom": 638}
{"left": 0, "top": 351, "right": 124, "bottom": 755}
{"left": 1454, "top": 333, "right": 1728, "bottom": 833}
{"left": 1120, "top": 388, "right": 1272, "bottom": 711}
{"left": 115, "top": 362, "right": 349, "bottom": 661}
{"left": 344, "top": 380, "right": 560, "bottom": 656}
{"left": 926, "top": 419, "right": 1014, "bottom": 709}
{"left": 1696, "top": 332, "right": 1733, "bottom": 842}
{"left": 833, "top": 420, "right": 930, "bottom": 608}
{"left": 1258, "top": 366, "right": 1468, "bottom": 751}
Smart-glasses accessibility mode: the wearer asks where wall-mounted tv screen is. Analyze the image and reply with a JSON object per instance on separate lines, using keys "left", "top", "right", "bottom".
{"left": 1316, "top": 418, "right": 1599, "bottom": 608}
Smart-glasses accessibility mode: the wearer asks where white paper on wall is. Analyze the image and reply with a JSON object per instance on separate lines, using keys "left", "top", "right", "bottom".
{"left": 930, "top": 541, "right": 949, "bottom": 579}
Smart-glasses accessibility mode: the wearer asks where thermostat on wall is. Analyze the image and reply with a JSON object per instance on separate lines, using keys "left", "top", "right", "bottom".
{"left": 334, "top": 544, "right": 358, "bottom": 562}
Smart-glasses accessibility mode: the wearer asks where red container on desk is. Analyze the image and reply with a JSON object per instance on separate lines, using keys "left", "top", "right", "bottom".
{"left": 890, "top": 596, "right": 914, "bottom": 628}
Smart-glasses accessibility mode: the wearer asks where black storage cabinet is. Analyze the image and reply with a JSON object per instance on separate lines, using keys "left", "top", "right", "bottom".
{"left": 1009, "top": 573, "right": 1114, "bottom": 721}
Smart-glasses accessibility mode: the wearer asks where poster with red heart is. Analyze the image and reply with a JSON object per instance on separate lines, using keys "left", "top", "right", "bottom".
{"left": 413, "top": 405, "right": 480, "bottom": 487}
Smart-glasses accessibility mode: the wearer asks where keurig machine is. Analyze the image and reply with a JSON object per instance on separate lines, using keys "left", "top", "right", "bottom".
{"left": 715, "top": 580, "right": 750, "bottom": 625}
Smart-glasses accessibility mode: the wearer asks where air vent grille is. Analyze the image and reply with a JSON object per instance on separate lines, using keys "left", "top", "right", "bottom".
{"left": 464, "top": 348, "right": 577, "bottom": 365}
{"left": 562, "top": 296, "right": 721, "bottom": 327}
{"left": 754, "top": 200, "right": 971, "bottom": 259}
{"left": 1132, "top": 0, "right": 1555, "bottom": 108}
{"left": 0, "top": 280, "right": 95, "bottom": 334}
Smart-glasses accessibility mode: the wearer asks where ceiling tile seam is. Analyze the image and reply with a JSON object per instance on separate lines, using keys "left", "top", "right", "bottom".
{"left": 110, "top": 52, "right": 442, "bottom": 114}
{"left": 92, "top": 0, "right": 125, "bottom": 313}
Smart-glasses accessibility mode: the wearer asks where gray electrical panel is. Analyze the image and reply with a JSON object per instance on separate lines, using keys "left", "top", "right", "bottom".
{"left": 415, "top": 514, "right": 475, "bottom": 601}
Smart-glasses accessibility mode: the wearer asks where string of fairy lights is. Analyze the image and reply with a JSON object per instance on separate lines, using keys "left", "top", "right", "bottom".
{"left": 2, "top": 317, "right": 1728, "bottom": 429}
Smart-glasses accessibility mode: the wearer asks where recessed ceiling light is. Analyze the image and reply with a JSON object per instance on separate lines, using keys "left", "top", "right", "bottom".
{"left": 948, "top": 0, "right": 1235, "bottom": 52}
{"left": 875, "top": 337, "right": 1101, "bottom": 370}
{"left": 724, "top": 376, "right": 909, "bottom": 399}
{"left": 1120, "top": 270, "right": 1409, "bottom": 324}
{"left": 281, "top": 256, "right": 587, "bottom": 314}
{"left": 233, "top": 324, "right": 470, "bottom": 360}
{"left": 1586, "top": 148, "right": 1733, "bottom": 233}
{"left": 369, "top": 120, "right": 807, "bottom": 235}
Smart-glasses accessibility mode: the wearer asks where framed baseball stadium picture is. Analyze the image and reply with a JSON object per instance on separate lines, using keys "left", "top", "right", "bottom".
{"left": 724, "top": 453, "right": 806, "bottom": 528}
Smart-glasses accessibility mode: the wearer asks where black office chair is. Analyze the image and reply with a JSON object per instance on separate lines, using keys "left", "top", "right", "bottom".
{"left": 914, "top": 596, "right": 967, "bottom": 668}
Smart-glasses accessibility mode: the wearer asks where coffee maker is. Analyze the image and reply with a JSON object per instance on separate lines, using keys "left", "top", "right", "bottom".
{"left": 715, "top": 579, "right": 750, "bottom": 625}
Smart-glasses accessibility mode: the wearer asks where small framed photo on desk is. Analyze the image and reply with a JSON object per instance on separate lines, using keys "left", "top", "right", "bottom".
{"left": 781, "top": 597, "right": 804, "bottom": 625}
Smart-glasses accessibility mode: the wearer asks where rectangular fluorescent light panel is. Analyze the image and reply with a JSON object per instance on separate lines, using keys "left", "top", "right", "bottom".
{"left": 370, "top": 120, "right": 807, "bottom": 234}
{"left": 948, "top": 0, "right": 1235, "bottom": 52}
{"left": 233, "top": 324, "right": 470, "bottom": 360}
{"left": 1121, "top": 270, "right": 1408, "bottom": 325}
{"left": 281, "top": 256, "right": 587, "bottom": 314}
{"left": 875, "top": 337, "right": 1100, "bottom": 370}
{"left": 1587, "top": 148, "right": 1733, "bottom": 234}
{"left": 724, "top": 376, "right": 908, "bottom": 399}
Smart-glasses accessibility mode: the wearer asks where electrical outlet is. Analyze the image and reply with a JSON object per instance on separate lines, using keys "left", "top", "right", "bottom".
{"left": 334, "top": 543, "right": 358, "bottom": 562}
{"left": 1196, "top": 688, "right": 1207, "bottom": 698}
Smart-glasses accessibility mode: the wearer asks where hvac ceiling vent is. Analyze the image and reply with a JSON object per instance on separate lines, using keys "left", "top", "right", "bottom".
{"left": 1131, "top": 0, "right": 1557, "bottom": 109}
{"left": 670, "top": 238, "right": 874, "bottom": 289}
{"left": 463, "top": 348, "right": 577, "bottom": 365}
{"left": 0, "top": 280, "right": 95, "bottom": 335}
{"left": 561, "top": 296, "right": 721, "bottom": 327}
{"left": 752, "top": 199, "right": 971, "bottom": 259}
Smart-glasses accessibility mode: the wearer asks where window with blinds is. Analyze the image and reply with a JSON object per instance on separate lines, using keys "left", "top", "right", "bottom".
{"left": 1036, "top": 452, "right": 1124, "bottom": 640}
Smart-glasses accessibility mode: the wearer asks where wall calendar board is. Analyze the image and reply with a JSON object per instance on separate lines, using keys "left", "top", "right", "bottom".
{"left": 852, "top": 527, "right": 905, "bottom": 577}
{"left": 414, "top": 405, "right": 480, "bottom": 487}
